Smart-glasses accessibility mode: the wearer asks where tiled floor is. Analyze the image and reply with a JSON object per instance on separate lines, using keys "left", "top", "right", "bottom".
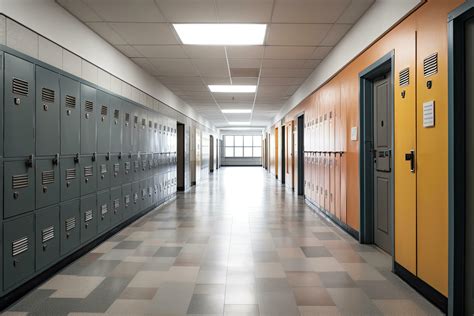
{"left": 3, "top": 167, "right": 442, "bottom": 316}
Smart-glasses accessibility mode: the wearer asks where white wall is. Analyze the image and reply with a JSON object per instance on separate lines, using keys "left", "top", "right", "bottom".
{"left": 0, "top": 0, "right": 213, "bottom": 130}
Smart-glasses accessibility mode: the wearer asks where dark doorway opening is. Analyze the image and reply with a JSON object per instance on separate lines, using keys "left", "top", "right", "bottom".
{"left": 297, "top": 114, "right": 305, "bottom": 196}
{"left": 177, "top": 122, "right": 185, "bottom": 191}
{"left": 281, "top": 125, "right": 286, "bottom": 184}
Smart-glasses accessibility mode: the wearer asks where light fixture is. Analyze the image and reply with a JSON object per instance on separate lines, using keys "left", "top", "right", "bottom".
{"left": 221, "top": 109, "right": 252, "bottom": 114}
{"left": 228, "top": 122, "right": 251, "bottom": 125}
{"left": 173, "top": 24, "right": 266, "bottom": 45}
{"left": 209, "top": 85, "right": 256, "bottom": 93}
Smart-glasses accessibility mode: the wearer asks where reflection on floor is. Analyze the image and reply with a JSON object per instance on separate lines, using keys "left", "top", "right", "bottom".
{"left": 4, "top": 167, "right": 441, "bottom": 315}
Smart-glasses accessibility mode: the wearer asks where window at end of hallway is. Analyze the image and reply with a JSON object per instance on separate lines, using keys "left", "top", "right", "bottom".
{"left": 224, "top": 135, "right": 262, "bottom": 158}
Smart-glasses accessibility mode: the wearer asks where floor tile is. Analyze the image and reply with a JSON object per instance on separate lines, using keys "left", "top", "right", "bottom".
{"left": 301, "top": 246, "right": 332, "bottom": 258}
{"left": 293, "top": 286, "right": 335, "bottom": 306}
{"left": 187, "top": 294, "right": 225, "bottom": 314}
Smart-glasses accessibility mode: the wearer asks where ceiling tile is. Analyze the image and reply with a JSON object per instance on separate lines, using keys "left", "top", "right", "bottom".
{"left": 57, "top": 0, "right": 102, "bottom": 22}
{"left": 226, "top": 46, "right": 264, "bottom": 59}
{"left": 228, "top": 58, "right": 261, "bottom": 69}
{"left": 311, "top": 46, "right": 333, "bottom": 59}
{"left": 109, "top": 23, "right": 178, "bottom": 45}
{"left": 156, "top": 0, "right": 217, "bottom": 22}
{"left": 262, "top": 59, "right": 307, "bottom": 69}
{"left": 183, "top": 46, "right": 226, "bottom": 59}
{"left": 272, "top": 0, "right": 350, "bottom": 23}
{"left": 217, "top": 0, "right": 273, "bottom": 22}
{"left": 264, "top": 46, "right": 315, "bottom": 60}
{"left": 259, "top": 77, "right": 306, "bottom": 86}
{"left": 337, "top": 0, "right": 375, "bottom": 24}
{"left": 218, "top": 102, "right": 254, "bottom": 109}
{"left": 149, "top": 58, "right": 199, "bottom": 76}
{"left": 134, "top": 45, "right": 187, "bottom": 58}
{"left": 115, "top": 45, "right": 142, "bottom": 57}
{"left": 267, "top": 24, "right": 332, "bottom": 46}
{"left": 166, "top": 84, "right": 208, "bottom": 92}
{"left": 214, "top": 93, "right": 255, "bottom": 102}
{"left": 232, "top": 77, "right": 258, "bottom": 85}
{"left": 260, "top": 68, "right": 313, "bottom": 78}
{"left": 320, "top": 24, "right": 352, "bottom": 46}
{"left": 83, "top": 0, "right": 165, "bottom": 22}
{"left": 87, "top": 22, "right": 126, "bottom": 45}
{"left": 193, "top": 59, "right": 229, "bottom": 77}
{"left": 258, "top": 85, "right": 299, "bottom": 97}
{"left": 303, "top": 59, "right": 321, "bottom": 68}
{"left": 201, "top": 77, "right": 232, "bottom": 85}
{"left": 157, "top": 76, "right": 203, "bottom": 85}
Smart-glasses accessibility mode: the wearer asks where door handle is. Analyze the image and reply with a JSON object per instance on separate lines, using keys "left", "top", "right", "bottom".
{"left": 405, "top": 150, "right": 415, "bottom": 173}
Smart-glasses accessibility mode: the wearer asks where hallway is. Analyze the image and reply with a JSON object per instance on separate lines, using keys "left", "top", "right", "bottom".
{"left": 5, "top": 167, "right": 440, "bottom": 316}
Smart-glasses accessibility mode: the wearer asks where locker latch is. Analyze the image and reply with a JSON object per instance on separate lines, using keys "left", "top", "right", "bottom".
{"left": 92, "top": 152, "right": 96, "bottom": 162}
{"left": 74, "top": 153, "right": 80, "bottom": 164}
{"left": 118, "top": 152, "right": 122, "bottom": 160}
{"left": 106, "top": 152, "right": 110, "bottom": 161}
{"left": 405, "top": 150, "right": 415, "bottom": 173}
{"left": 25, "top": 155, "right": 33, "bottom": 168}
{"left": 53, "top": 153, "right": 59, "bottom": 165}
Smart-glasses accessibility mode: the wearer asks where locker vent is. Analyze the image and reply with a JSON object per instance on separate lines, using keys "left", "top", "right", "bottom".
{"left": 12, "top": 237, "right": 28, "bottom": 257}
{"left": 125, "top": 113, "right": 130, "bottom": 122}
{"left": 12, "top": 174, "right": 29, "bottom": 189}
{"left": 100, "top": 164, "right": 107, "bottom": 174}
{"left": 113, "top": 163, "right": 120, "bottom": 173}
{"left": 423, "top": 53, "right": 438, "bottom": 77}
{"left": 65, "top": 168, "right": 76, "bottom": 180}
{"left": 125, "top": 162, "right": 131, "bottom": 171}
{"left": 42, "top": 170, "right": 55, "bottom": 185}
{"left": 42, "top": 88, "right": 55, "bottom": 103}
{"left": 12, "top": 78, "right": 28, "bottom": 96}
{"left": 125, "top": 195, "right": 130, "bottom": 205}
{"left": 65, "top": 217, "right": 76, "bottom": 231}
{"left": 142, "top": 118, "right": 146, "bottom": 126}
{"left": 114, "top": 199, "right": 120, "bottom": 209}
{"left": 101, "top": 105, "right": 108, "bottom": 116}
{"left": 149, "top": 120, "right": 152, "bottom": 128}
{"left": 84, "top": 100, "right": 94, "bottom": 112}
{"left": 85, "top": 210, "right": 93, "bottom": 222}
{"left": 41, "top": 226, "right": 55, "bottom": 243}
{"left": 134, "top": 161, "right": 139, "bottom": 169}
{"left": 84, "top": 166, "right": 93, "bottom": 177}
{"left": 399, "top": 68, "right": 410, "bottom": 86}
{"left": 101, "top": 204, "right": 108, "bottom": 215}
{"left": 114, "top": 109, "right": 120, "bottom": 119}
{"left": 154, "top": 122, "right": 158, "bottom": 129}
{"left": 65, "top": 95, "right": 76, "bottom": 108}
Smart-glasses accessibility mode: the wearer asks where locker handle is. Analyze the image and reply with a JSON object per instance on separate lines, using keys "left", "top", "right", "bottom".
{"left": 405, "top": 150, "right": 415, "bottom": 173}
{"left": 53, "top": 154, "right": 59, "bottom": 165}
{"left": 92, "top": 153, "right": 96, "bottom": 162}
{"left": 25, "top": 155, "right": 34, "bottom": 168}
{"left": 106, "top": 152, "right": 110, "bottom": 161}
{"left": 74, "top": 153, "right": 80, "bottom": 164}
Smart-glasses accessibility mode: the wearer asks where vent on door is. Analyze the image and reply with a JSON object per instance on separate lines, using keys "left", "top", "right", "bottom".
{"left": 399, "top": 68, "right": 410, "bottom": 86}
{"left": 65, "top": 168, "right": 76, "bottom": 180}
{"left": 85, "top": 210, "right": 93, "bottom": 222}
{"left": 101, "top": 105, "right": 108, "bottom": 116}
{"left": 12, "top": 78, "right": 29, "bottom": 96}
{"left": 42, "top": 88, "right": 55, "bottom": 103}
{"left": 84, "top": 100, "right": 94, "bottom": 112}
{"left": 113, "top": 199, "right": 120, "bottom": 209}
{"left": 12, "top": 237, "right": 28, "bottom": 256}
{"left": 41, "top": 226, "right": 55, "bottom": 243}
{"left": 12, "top": 174, "right": 29, "bottom": 189}
{"left": 125, "top": 162, "right": 130, "bottom": 172}
{"left": 65, "top": 95, "right": 76, "bottom": 108}
{"left": 100, "top": 164, "right": 107, "bottom": 174}
{"left": 113, "top": 163, "right": 120, "bottom": 173}
{"left": 423, "top": 53, "right": 438, "bottom": 77}
{"left": 124, "top": 195, "right": 130, "bottom": 205}
{"left": 84, "top": 166, "right": 93, "bottom": 177}
{"left": 114, "top": 109, "right": 120, "bottom": 119}
{"left": 42, "top": 170, "right": 55, "bottom": 185}
{"left": 101, "top": 204, "right": 108, "bottom": 215}
{"left": 65, "top": 217, "right": 76, "bottom": 231}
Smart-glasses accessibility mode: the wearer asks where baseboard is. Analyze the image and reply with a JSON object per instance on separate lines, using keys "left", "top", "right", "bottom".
{"left": 220, "top": 165, "right": 262, "bottom": 167}
{"left": 394, "top": 262, "right": 447, "bottom": 314}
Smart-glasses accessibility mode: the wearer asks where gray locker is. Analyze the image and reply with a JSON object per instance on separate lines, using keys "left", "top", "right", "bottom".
{"left": 139, "top": 111, "right": 148, "bottom": 153}
{"left": 148, "top": 118, "right": 154, "bottom": 153}
{"left": 97, "top": 154, "right": 110, "bottom": 191}
{"left": 35, "top": 66, "right": 60, "bottom": 156}
{"left": 146, "top": 153, "right": 153, "bottom": 176}
{"left": 122, "top": 183, "right": 132, "bottom": 219}
{"left": 140, "top": 153, "right": 147, "bottom": 179}
{"left": 60, "top": 76, "right": 80, "bottom": 155}
{"left": 131, "top": 111, "right": 139, "bottom": 153}
{"left": 60, "top": 155, "right": 80, "bottom": 202}
{"left": 0, "top": 52, "right": 4, "bottom": 157}
{"left": 153, "top": 153, "right": 159, "bottom": 175}
{"left": 80, "top": 194, "right": 97, "bottom": 243}
{"left": 122, "top": 153, "right": 131, "bottom": 185}
{"left": 139, "top": 179, "right": 147, "bottom": 212}
{"left": 35, "top": 205, "right": 60, "bottom": 271}
{"left": 131, "top": 181, "right": 139, "bottom": 214}
{"left": 110, "top": 153, "right": 121, "bottom": 187}
{"left": 60, "top": 199, "right": 80, "bottom": 255}
{"left": 4, "top": 53, "right": 35, "bottom": 157}
{"left": 35, "top": 156, "right": 60, "bottom": 209}
{"left": 132, "top": 154, "right": 140, "bottom": 182}
{"left": 80, "top": 154, "right": 97, "bottom": 196}
{"left": 3, "top": 213, "right": 34, "bottom": 291}
{"left": 4, "top": 158, "right": 34, "bottom": 218}
{"left": 152, "top": 120, "right": 158, "bottom": 153}
{"left": 153, "top": 174, "right": 159, "bottom": 205}
{"left": 110, "top": 96, "right": 123, "bottom": 153}
{"left": 97, "top": 91, "right": 110, "bottom": 153}
{"left": 122, "top": 103, "right": 132, "bottom": 153}
{"left": 80, "top": 84, "right": 97, "bottom": 154}
{"left": 97, "top": 190, "right": 110, "bottom": 234}
{"left": 110, "top": 186, "right": 122, "bottom": 225}
{"left": 147, "top": 177, "right": 153, "bottom": 208}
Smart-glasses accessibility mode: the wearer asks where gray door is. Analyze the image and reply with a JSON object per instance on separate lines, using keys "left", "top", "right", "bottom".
{"left": 110, "top": 153, "right": 121, "bottom": 187}
{"left": 110, "top": 96, "right": 123, "bottom": 153}
{"left": 139, "top": 111, "right": 148, "bottom": 153}
{"left": 122, "top": 183, "right": 132, "bottom": 219}
{"left": 131, "top": 111, "right": 139, "bottom": 153}
{"left": 60, "top": 76, "right": 80, "bottom": 155}
{"left": 4, "top": 53, "right": 35, "bottom": 157}
{"left": 60, "top": 199, "right": 80, "bottom": 255}
{"left": 60, "top": 155, "right": 80, "bottom": 202}
{"left": 35, "top": 156, "right": 60, "bottom": 209}
{"left": 35, "top": 205, "right": 60, "bottom": 271}
{"left": 373, "top": 75, "right": 392, "bottom": 254}
{"left": 97, "top": 91, "right": 111, "bottom": 154}
{"left": 80, "top": 84, "right": 97, "bottom": 154}
{"left": 36, "top": 66, "right": 60, "bottom": 156}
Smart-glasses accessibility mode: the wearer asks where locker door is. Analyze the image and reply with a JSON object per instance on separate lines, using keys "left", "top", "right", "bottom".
{"left": 318, "top": 153, "right": 323, "bottom": 208}
{"left": 35, "top": 156, "right": 60, "bottom": 209}
{"left": 132, "top": 154, "right": 140, "bottom": 181}
{"left": 131, "top": 111, "right": 139, "bottom": 153}
{"left": 80, "top": 84, "right": 97, "bottom": 154}
{"left": 80, "top": 155, "right": 97, "bottom": 196}
{"left": 60, "top": 75, "right": 80, "bottom": 155}
{"left": 122, "top": 183, "right": 132, "bottom": 219}
{"left": 60, "top": 155, "right": 80, "bottom": 202}
{"left": 4, "top": 158, "right": 35, "bottom": 218}
{"left": 110, "top": 96, "right": 123, "bottom": 153}
{"left": 324, "top": 154, "right": 330, "bottom": 211}
{"left": 97, "top": 190, "right": 110, "bottom": 233}
{"left": 35, "top": 205, "right": 60, "bottom": 271}
{"left": 97, "top": 91, "right": 111, "bottom": 154}
{"left": 60, "top": 199, "right": 80, "bottom": 255}
{"left": 3, "top": 213, "right": 34, "bottom": 291}
{"left": 139, "top": 179, "right": 147, "bottom": 211}
{"left": 131, "top": 181, "right": 139, "bottom": 214}
{"left": 335, "top": 153, "right": 341, "bottom": 220}
{"left": 122, "top": 153, "right": 131, "bottom": 185}
{"left": 139, "top": 113, "right": 147, "bottom": 153}
{"left": 0, "top": 52, "right": 3, "bottom": 156}
{"left": 110, "top": 186, "right": 122, "bottom": 225}
{"left": 329, "top": 154, "right": 335, "bottom": 216}
{"left": 148, "top": 118, "right": 154, "bottom": 153}
{"left": 97, "top": 154, "right": 111, "bottom": 191}
{"left": 153, "top": 121, "right": 159, "bottom": 153}
{"left": 4, "top": 54, "right": 34, "bottom": 157}
{"left": 36, "top": 66, "right": 60, "bottom": 156}
{"left": 153, "top": 174, "right": 159, "bottom": 205}
{"left": 122, "top": 105, "right": 132, "bottom": 154}
{"left": 80, "top": 194, "right": 97, "bottom": 243}
{"left": 110, "top": 153, "right": 121, "bottom": 187}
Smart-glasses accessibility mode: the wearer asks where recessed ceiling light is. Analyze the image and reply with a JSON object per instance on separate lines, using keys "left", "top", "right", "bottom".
{"left": 221, "top": 109, "right": 252, "bottom": 114}
{"left": 209, "top": 85, "right": 256, "bottom": 93}
{"left": 228, "top": 122, "right": 251, "bottom": 125}
{"left": 173, "top": 24, "right": 266, "bottom": 45}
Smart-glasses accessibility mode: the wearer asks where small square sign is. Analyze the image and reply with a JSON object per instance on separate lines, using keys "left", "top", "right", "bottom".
{"left": 423, "top": 100, "right": 435, "bottom": 128}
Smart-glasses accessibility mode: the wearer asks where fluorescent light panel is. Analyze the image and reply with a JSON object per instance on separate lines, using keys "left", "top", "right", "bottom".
{"left": 209, "top": 85, "right": 256, "bottom": 93}
{"left": 221, "top": 109, "right": 252, "bottom": 114}
{"left": 173, "top": 23, "right": 266, "bottom": 45}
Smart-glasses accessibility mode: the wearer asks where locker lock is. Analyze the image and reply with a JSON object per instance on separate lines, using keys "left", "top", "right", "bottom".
{"left": 67, "top": 109, "right": 71, "bottom": 116}
{"left": 85, "top": 113, "right": 90, "bottom": 119}
{"left": 14, "top": 97, "right": 21, "bottom": 105}
{"left": 66, "top": 232, "right": 70, "bottom": 239}
{"left": 43, "top": 186, "right": 48, "bottom": 193}
{"left": 405, "top": 150, "right": 416, "bottom": 173}
{"left": 13, "top": 259, "right": 19, "bottom": 267}
{"left": 13, "top": 191, "right": 19, "bottom": 200}
{"left": 92, "top": 153, "right": 96, "bottom": 162}
{"left": 43, "top": 104, "right": 48, "bottom": 111}
{"left": 85, "top": 178, "right": 89, "bottom": 183}
{"left": 118, "top": 152, "right": 122, "bottom": 160}
{"left": 66, "top": 181, "right": 71, "bottom": 188}
{"left": 106, "top": 152, "right": 110, "bottom": 160}
{"left": 43, "top": 244, "right": 48, "bottom": 251}
{"left": 426, "top": 80, "right": 432, "bottom": 89}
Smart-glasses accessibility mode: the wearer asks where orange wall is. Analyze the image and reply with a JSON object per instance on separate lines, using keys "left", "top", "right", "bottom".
{"left": 274, "top": 0, "right": 462, "bottom": 296}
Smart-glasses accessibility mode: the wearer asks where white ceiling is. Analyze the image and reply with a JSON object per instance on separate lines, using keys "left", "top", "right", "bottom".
{"left": 57, "top": 0, "right": 374, "bottom": 127}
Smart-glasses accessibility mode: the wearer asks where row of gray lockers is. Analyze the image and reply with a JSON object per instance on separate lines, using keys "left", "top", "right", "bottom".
{"left": 2, "top": 52, "right": 177, "bottom": 158}
{"left": 3, "top": 171, "right": 177, "bottom": 293}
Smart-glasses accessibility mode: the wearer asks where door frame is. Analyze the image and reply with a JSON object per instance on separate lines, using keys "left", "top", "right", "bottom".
{"left": 297, "top": 114, "right": 305, "bottom": 195}
{"left": 281, "top": 125, "right": 286, "bottom": 184}
{"left": 448, "top": 2, "right": 474, "bottom": 314}
{"left": 176, "top": 122, "right": 185, "bottom": 191}
{"left": 359, "top": 51, "right": 395, "bottom": 258}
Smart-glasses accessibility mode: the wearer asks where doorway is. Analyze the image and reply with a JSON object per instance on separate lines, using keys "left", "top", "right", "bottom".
{"left": 281, "top": 125, "right": 286, "bottom": 184}
{"left": 177, "top": 122, "right": 185, "bottom": 191}
{"left": 210, "top": 135, "right": 214, "bottom": 173}
{"left": 359, "top": 52, "right": 394, "bottom": 255}
{"left": 297, "top": 115, "right": 305, "bottom": 195}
